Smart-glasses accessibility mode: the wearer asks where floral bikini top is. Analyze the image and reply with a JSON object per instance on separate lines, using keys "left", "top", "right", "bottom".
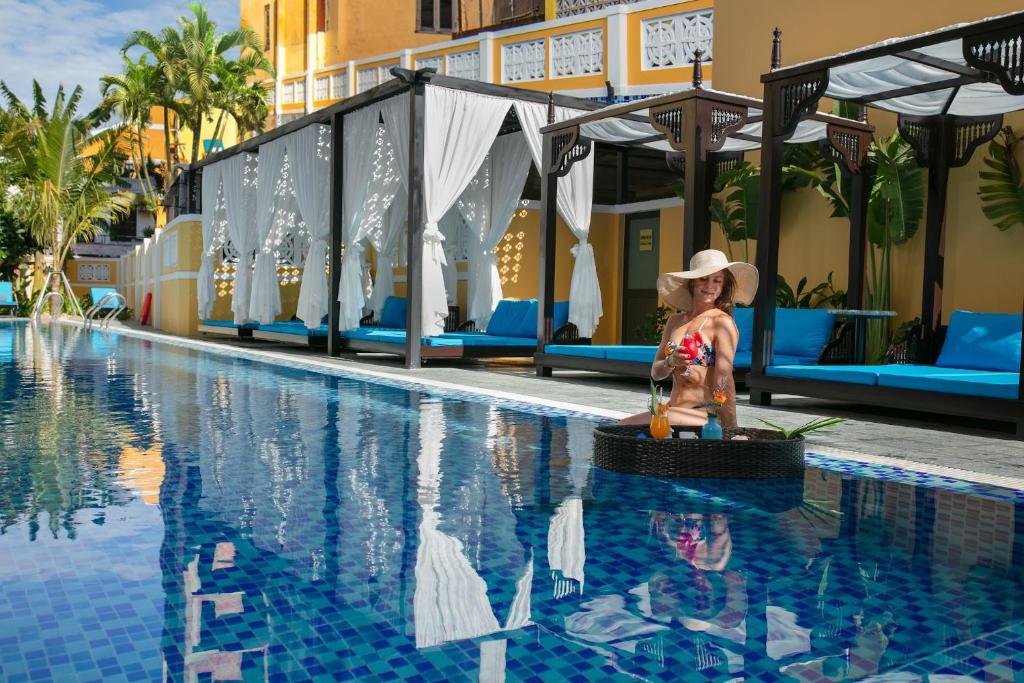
{"left": 669, "top": 316, "right": 716, "bottom": 367}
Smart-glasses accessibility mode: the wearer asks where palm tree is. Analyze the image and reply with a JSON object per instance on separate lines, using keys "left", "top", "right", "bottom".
{"left": 1, "top": 82, "right": 134, "bottom": 302}
{"left": 125, "top": 2, "right": 270, "bottom": 166}
{"left": 100, "top": 54, "right": 162, "bottom": 211}
{"left": 211, "top": 60, "right": 272, "bottom": 142}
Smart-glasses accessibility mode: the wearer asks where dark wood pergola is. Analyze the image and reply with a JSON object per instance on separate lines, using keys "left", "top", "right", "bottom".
{"left": 534, "top": 57, "right": 872, "bottom": 377}
{"left": 748, "top": 12, "right": 1024, "bottom": 434}
{"left": 186, "top": 72, "right": 607, "bottom": 368}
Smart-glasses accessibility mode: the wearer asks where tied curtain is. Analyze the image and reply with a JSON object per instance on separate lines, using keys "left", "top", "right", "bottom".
{"left": 293, "top": 124, "right": 332, "bottom": 329}
{"left": 337, "top": 106, "right": 402, "bottom": 330}
{"left": 249, "top": 137, "right": 288, "bottom": 324}
{"left": 197, "top": 162, "right": 223, "bottom": 319}
{"left": 456, "top": 133, "right": 533, "bottom": 327}
{"left": 420, "top": 87, "right": 511, "bottom": 336}
{"left": 221, "top": 152, "right": 259, "bottom": 324}
{"left": 514, "top": 101, "right": 601, "bottom": 338}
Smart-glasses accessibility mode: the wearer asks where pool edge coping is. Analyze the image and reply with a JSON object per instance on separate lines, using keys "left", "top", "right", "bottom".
{"left": 22, "top": 319, "right": 1024, "bottom": 494}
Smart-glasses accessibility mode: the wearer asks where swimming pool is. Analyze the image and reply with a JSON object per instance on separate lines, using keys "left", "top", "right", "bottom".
{"left": 0, "top": 321, "right": 1022, "bottom": 682}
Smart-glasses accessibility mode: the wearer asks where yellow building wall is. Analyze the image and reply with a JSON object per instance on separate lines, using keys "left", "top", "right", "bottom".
{"left": 67, "top": 258, "right": 119, "bottom": 299}
{"left": 159, "top": 218, "right": 203, "bottom": 337}
{"left": 712, "top": 0, "right": 1024, "bottom": 324}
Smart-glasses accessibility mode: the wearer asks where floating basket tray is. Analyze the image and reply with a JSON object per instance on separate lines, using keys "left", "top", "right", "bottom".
{"left": 593, "top": 425, "right": 805, "bottom": 479}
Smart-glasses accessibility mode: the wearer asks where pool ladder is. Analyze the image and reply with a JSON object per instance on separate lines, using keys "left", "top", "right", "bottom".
{"left": 85, "top": 292, "right": 127, "bottom": 330}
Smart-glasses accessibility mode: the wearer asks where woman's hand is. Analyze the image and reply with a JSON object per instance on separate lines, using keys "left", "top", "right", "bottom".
{"left": 665, "top": 352, "right": 689, "bottom": 371}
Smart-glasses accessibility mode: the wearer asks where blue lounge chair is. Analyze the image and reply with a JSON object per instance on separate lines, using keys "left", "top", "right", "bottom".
{"left": 252, "top": 318, "right": 328, "bottom": 346}
{"left": 199, "top": 319, "right": 260, "bottom": 338}
{"left": 340, "top": 297, "right": 577, "bottom": 359}
{"left": 754, "top": 310, "right": 1023, "bottom": 434}
{"left": 537, "top": 307, "right": 842, "bottom": 380}
{"left": 0, "top": 281, "right": 17, "bottom": 316}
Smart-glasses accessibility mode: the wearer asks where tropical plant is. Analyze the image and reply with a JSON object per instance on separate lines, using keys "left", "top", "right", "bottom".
{"left": 99, "top": 54, "right": 162, "bottom": 211}
{"left": 710, "top": 162, "right": 759, "bottom": 262}
{"left": 634, "top": 304, "right": 673, "bottom": 344}
{"left": 758, "top": 416, "right": 844, "bottom": 439}
{"left": 124, "top": 2, "right": 271, "bottom": 167}
{"left": 776, "top": 272, "right": 846, "bottom": 309}
{"left": 864, "top": 132, "right": 924, "bottom": 361}
{"left": 0, "top": 82, "right": 134, "bottom": 306}
{"left": 978, "top": 126, "right": 1024, "bottom": 232}
{"left": 0, "top": 206, "right": 39, "bottom": 291}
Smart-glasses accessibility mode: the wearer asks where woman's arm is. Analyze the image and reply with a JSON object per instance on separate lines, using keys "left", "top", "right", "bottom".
{"left": 712, "top": 314, "right": 740, "bottom": 428}
{"left": 651, "top": 313, "right": 686, "bottom": 381}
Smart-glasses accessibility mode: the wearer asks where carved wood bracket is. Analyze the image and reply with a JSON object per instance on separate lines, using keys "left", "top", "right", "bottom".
{"left": 963, "top": 24, "right": 1024, "bottom": 96}
{"left": 773, "top": 70, "right": 829, "bottom": 138}
{"left": 898, "top": 113, "right": 1003, "bottom": 168}
{"left": 826, "top": 124, "right": 873, "bottom": 175}
{"left": 696, "top": 100, "right": 748, "bottom": 159}
{"left": 949, "top": 114, "right": 1003, "bottom": 167}
{"left": 549, "top": 127, "right": 592, "bottom": 177}
{"left": 648, "top": 102, "right": 686, "bottom": 152}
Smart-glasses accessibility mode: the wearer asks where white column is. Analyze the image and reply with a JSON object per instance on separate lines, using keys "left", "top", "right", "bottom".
{"left": 275, "top": 2, "right": 285, "bottom": 126}
{"left": 402, "top": 48, "right": 414, "bottom": 70}
{"left": 478, "top": 32, "right": 495, "bottom": 82}
{"left": 346, "top": 60, "right": 357, "bottom": 97}
{"left": 305, "top": 0, "right": 316, "bottom": 114}
{"left": 606, "top": 9, "right": 628, "bottom": 95}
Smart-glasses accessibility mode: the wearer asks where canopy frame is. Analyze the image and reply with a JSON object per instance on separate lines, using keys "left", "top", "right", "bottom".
{"left": 535, "top": 51, "right": 873, "bottom": 374}
{"left": 748, "top": 13, "right": 1024, "bottom": 434}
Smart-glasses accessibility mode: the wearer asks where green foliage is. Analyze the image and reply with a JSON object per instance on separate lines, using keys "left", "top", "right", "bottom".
{"left": 978, "top": 127, "right": 1024, "bottom": 232}
{"left": 776, "top": 272, "right": 846, "bottom": 309}
{"left": 0, "top": 207, "right": 38, "bottom": 283}
{"left": 782, "top": 142, "right": 851, "bottom": 218}
{"left": 634, "top": 305, "right": 673, "bottom": 345}
{"left": 757, "top": 416, "right": 844, "bottom": 439}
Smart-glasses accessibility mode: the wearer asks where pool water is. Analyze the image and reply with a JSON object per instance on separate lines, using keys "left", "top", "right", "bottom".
{"left": 0, "top": 321, "right": 1022, "bottom": 682}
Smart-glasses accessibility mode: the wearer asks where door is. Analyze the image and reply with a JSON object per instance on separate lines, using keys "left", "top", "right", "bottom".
{"left": 621, "top": 212, "right": 660, "bottom": 345}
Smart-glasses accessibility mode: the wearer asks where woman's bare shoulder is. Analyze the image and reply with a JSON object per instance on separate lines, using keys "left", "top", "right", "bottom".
{"left": 664, "top": 311, "right": 688, "bottom": 329}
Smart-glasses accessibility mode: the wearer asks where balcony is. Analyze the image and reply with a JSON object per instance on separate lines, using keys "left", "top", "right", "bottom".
{"left": 555, "top": 0, "right": 644, "bottom": 17}
{"left": 456, "top": 0, "right": 545, "bottom": 36}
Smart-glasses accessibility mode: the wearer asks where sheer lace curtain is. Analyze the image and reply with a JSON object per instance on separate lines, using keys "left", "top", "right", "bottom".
{"left": 291, "top": 124, "right": 332, "bottom": 328}
{"left": 249, "top": 137, "right": 288, "bottom": 324}
{"left": 420, "top": 87, "right": 511, "bottom": 335}
{"left": 197, "top": 162, "right": 223, "bottom": 319}
{"left": 366, "top": 190, "right": 407, "bottom": 317}
{"left": 514, "top": 101, "right": 601, "bottom": 338}
{"left": 221, "top": 152, "right": 259, "bottom": 324}
{"left": 456, "top": 133, "right": 533, "bottom": 327}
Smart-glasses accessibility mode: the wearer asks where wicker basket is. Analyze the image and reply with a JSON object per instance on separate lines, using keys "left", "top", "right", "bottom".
{"left": 593, "top": 424, "right": 805, "bottom": 479}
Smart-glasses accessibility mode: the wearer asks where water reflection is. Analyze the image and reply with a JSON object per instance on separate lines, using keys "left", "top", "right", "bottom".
{"left": 0, "top": 322, "right": 1021, "bottom": 681}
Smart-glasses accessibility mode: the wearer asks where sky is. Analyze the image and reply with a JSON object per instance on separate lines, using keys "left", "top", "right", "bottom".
{"left": 0, "top": 0, "right": 240, "bottom": 114}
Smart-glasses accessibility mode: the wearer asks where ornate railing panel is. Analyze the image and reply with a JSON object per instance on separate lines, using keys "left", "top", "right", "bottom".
{"left": 551, "top": 29, "right": 604, "bottom": 78}
{"left": 502, "top": 38, "right": 546, "bottom": 82}
{"left": 556, "top": 0, "right": 642, "bottom": 17}
{"left": 446, "top": 49, "right": 481, "bottom": 79}
{"left": 641, "top": 10, "right": 714, "bottom": 69}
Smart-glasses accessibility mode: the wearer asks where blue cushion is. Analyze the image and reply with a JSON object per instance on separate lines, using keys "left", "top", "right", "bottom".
{"left": 486, "top": 299, "right": 532, "bottom": 337}
{"left": 543, "top": 344, "right": 608, "bottom": 360}
{"left": 0, "top": 281, "right": 13, "bottom": 304}
{"left": 774, "top": 308, "right": 834, "bottom": 358}
{"left": 511, "top": 300, "right": 539, "bottom": 338}
{"left": 340, "top": 328, "right": 465, "bottom": 347}
{"left": 91, "top": 287, "right": 120, "bottom": 310}
{"left": 876, "top": 366, "right": 1020, "bottom": 400}
{"left": 379, "top": 296, "right": 407, "bottom": 329}
{"left": 202, "top": 319, "right": 259, "bottom": 330}
{"left": 733, "top": 307, "right": 754, "bottom": 353}
{"left": 604, "top": 346, "right": 658, "bottom": 364}
{"left": 446, "top": 332, "right": 535, "bottom": 347}
{"left": 260, "top": 321, "right": 328, "bottom": 337}
{"left": 936, "top": 310, "right": 1022, "bottom": 373}
{"left": 766, "top": 364, "right": 878, "bottom": 385}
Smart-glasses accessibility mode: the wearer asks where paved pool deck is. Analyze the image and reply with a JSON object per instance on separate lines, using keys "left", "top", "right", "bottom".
{"left": 89, "top": 320, "right": 1024, "bottom": 489}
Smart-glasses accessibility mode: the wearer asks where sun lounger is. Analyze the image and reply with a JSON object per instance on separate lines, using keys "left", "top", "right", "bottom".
{"left": 199, "top": 319, "right": 260, "bottom": 338}
{"left": 0, "top": 282, "right": 17, "bottom": 316}
{"left": 251, "top": 320, "right": 328, "bottom": 346}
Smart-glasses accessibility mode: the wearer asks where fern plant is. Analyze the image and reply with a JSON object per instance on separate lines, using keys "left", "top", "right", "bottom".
{"left": 758, "top": 416, "right": 844, "bottom": 439}
{"left": 978, "top": 127, "right": 1024, "bottom": 232}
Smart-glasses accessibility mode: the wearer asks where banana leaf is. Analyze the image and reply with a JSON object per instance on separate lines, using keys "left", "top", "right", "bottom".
{"left": 867, "top": 133, "right": 924, "bottom": 247}
{"left": 978, "top": 129, "right": 1024, "bottom": 232}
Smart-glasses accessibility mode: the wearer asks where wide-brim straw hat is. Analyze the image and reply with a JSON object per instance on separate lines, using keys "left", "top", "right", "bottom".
{"left": 657, "top": 249, "right": 758, "bottom": 312}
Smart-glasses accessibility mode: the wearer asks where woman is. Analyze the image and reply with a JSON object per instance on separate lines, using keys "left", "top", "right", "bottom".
{"left": 621, "top": 249, "right": 757, "bottom": 428}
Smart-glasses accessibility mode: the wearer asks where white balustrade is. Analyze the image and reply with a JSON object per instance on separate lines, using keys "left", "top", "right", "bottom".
{"left": 415, "top": 55, "right": 443, "bottom": 72}
{"left": 502, "top": 38, "right": 546, "bottom": 82}
{"left": 356, "top": 67, "right": 378, "bottom": 93}
{"left": 641, "top": 9, "right": 713, "bottom": 69}
{"left": 550, "top": 28, "right": 603, "bottom": 78}
{"left": 330, "top": 72, "right": 347, "bottom": 99}
{"left": 446, "top": 49, "right": 481, "bottom": 79}
{"left": 315, "top": 76, "right": 329, "bottom": 100}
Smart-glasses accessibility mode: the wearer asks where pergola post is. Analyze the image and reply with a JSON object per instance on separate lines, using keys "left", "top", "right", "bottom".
{"left": 681, "top": 100, "right": 707, "bottom": 265}
{"left": 846, "top": 167, "right": 870, "bottom": 310}
{"left": 536, "top": 129, "right": 559, "bottom": 378}
{"left": 750, "top": 84, "right": 786, "bottom": 406}
{"left": 327, "top": 111, "right": 344, "bottom": 357}
{"left": 919, "top": 117, "right": 952, "bottom": 358}
{"left": 405, "top": 76, "right": 427, "bottom": 369}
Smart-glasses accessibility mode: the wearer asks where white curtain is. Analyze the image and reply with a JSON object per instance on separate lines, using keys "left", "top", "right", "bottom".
{"left": 456, "top": 134, "right": 533, "bottom": 326}
{"left": 221, "top": 153, "right": 259, "bottom": 324}
{"left": 337, "top": 107, "right": 402, "bottom": 330}
{"left": 250, "top": 138, "right": 288, "bottom": 323}
{"left": 197, "top": 163, "right": 222, "bottom": 319}
{"left": 547, "top": 417, "right": 592, "bottom": 598}
{"left": 366, "top": 189, "right": 407, "bottom": 317}
{"left": 381, "top": 92, "right": 411, "bottom": 190}
{"left": 514, "top": 101, "right": 602, "bottom": 338}
{"left": 420, "top": 87, "right": 511, "bottom": 336}
{"left": 438, "top": 208, "right": 462, "bottom": 307}
{"left": 293, "top": 125, "right": 332, "bottom": 329}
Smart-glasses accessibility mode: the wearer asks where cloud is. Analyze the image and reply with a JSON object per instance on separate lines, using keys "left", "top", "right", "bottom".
{"left": 0, "top": 0, "right": 239, "bottom": 114}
